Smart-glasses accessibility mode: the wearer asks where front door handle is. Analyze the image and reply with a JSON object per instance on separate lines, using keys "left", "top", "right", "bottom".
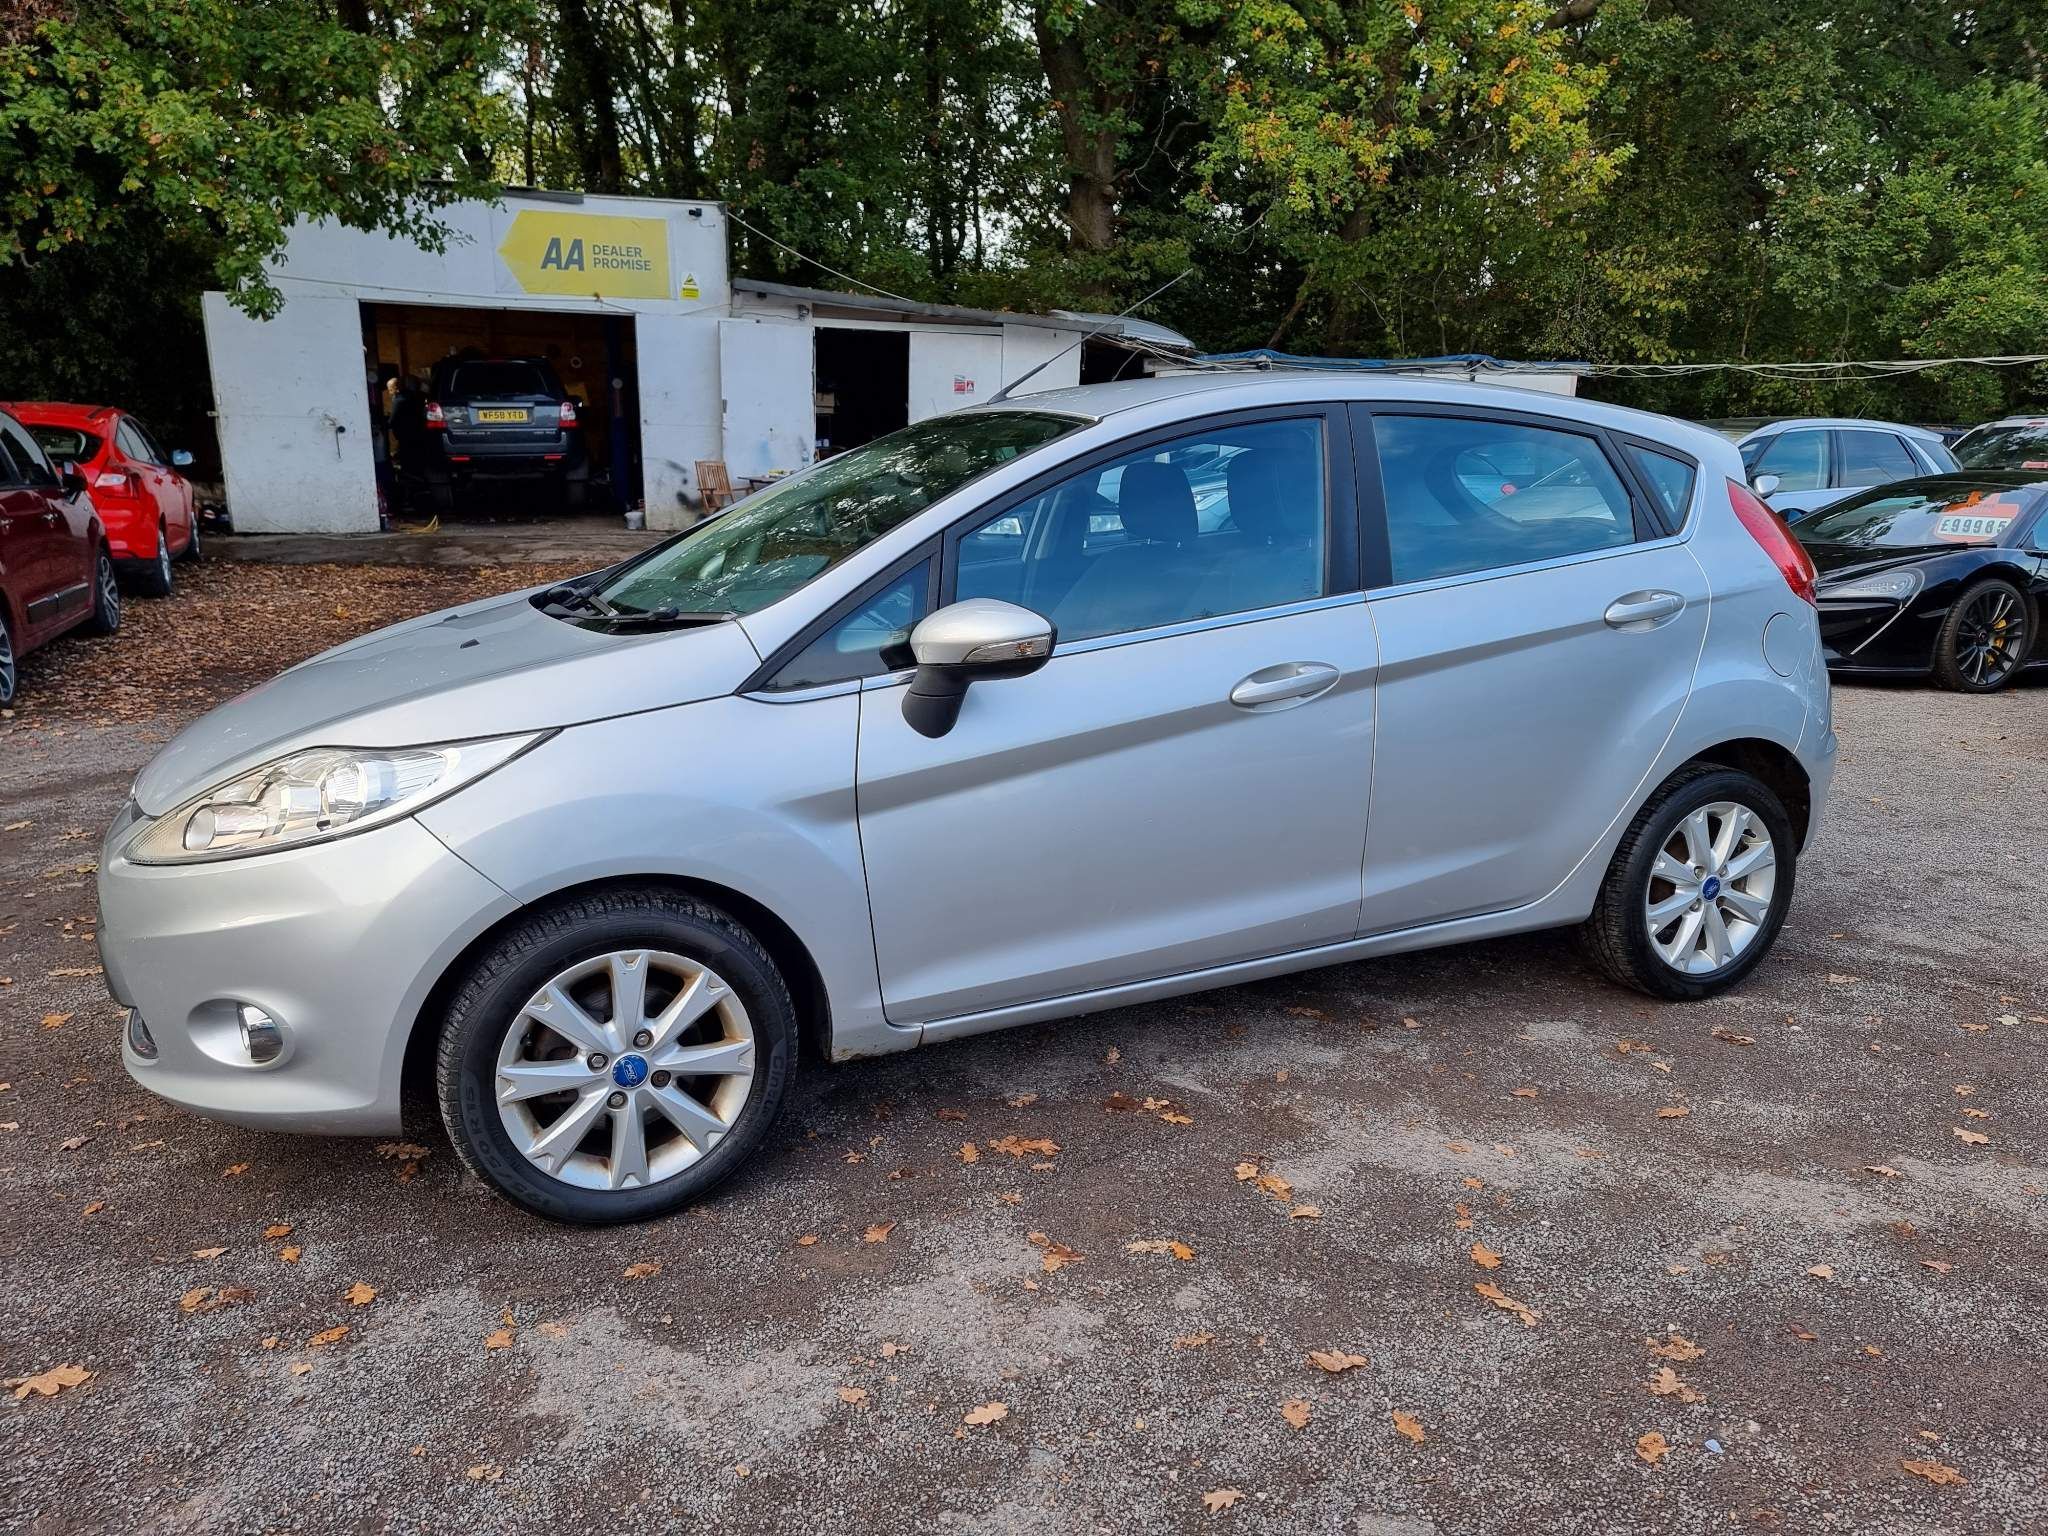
{"left": 1229, "top": 661, "right": 1340, "bottom": 710}
{"left": 1604, "top": 590, "right": 1685, "bottom": 629}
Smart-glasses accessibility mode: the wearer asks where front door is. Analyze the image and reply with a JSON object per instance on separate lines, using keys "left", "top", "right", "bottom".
{"left": 855, "top": 409, "right": 1377, "bottom": 1022}
{"left": 1355, "top": 409, "right": 1710, "bottom": 933}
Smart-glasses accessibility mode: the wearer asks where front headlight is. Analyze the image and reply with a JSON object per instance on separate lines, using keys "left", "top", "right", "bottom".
{"left": 1825, "top": 568, "right": 1923, "bottom": 602}
{"left": 127, "top": 734, "right": 544, "bottom": 865}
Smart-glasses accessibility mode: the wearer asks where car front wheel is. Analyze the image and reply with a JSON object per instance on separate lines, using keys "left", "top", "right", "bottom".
{"left": 436, "top": 888, "right": 797, "bottom": 1223}
{"left": 1932, "top": 578, "right": 2030, "bottom": 692}
{"left": 1580, "top": 765, "right": 1797, "bottom": 1001}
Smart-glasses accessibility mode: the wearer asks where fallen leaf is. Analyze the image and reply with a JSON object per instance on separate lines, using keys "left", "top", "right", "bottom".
{"left": 81, "top": 1202, "right": 104, "bottom": 1216}
{"left": 58, "top": 1135, "right": 89, "bottom": 1152}
{"left": 1401, "top": 1016, "right": 1421, "bottom": 1030}
{"left": 1470, "top": 1242, "right": 1502, "bottom": 1270}
{"left": 1005, "top": 1092, "right": 1038, "bottom": 1108}
{"left": 1788, "top": 1323, "right": 1819, "bottom": 1342}
{"left": 279, "top": 1246, "right": 302, "bottom": 1263}
{"left": 1289, "top": 1204, "right": 1321, "bottom": 1220}
{"left": 308, "top": 1325, "right": 349, "bottom": 1348}
{"left": 1104, "top": 1046, "right": 1120, "bottom": 1064}
{"left": 1711, "top": 1028, "right": 1755, "bottom": 1046}
{"left": 1474, "top": 1281, "right": 1538, "bottom": 1327}
{"left": 1159, "top": 1110, "right": 1194, "bottom": 1125}
{"left": 1636, "top": 1431, "right": 1671, "bottom": 1465}
{"left": 1252, "top": 1173, "right": 1293, "bottom": 1200}
{"left": 222, "top": 1163, "right": 249, "bottom": 1177}
{"left": 1962, "top": 1107, "right": 1990, "bottom": 1120}
{"left": 1863, "top": 1344, "right": 1883, "bottom": 1357}
{"left": 936, "top": 1107, "right": 967, "bottom": 1122}
{"left": 537, "top": 1321, "right": 569, "bottom": 1339}
{"left": 1038, "top": 1240, "right": 1083, "bottom": 1272}
{"left": 962, "top": 1401, "right": 1009, "bottom": 1426}
{"left": 1952, "top": 1127, "right": 1989, "bottom": 1146}
{"left": 796, "top": 1234, "right": 819, "bottom": 1247}
{"left": 1126, "top": 1238, "right": 1196, "bottom": 1261}
{"left": 863, "top": 1221, "right": 896, "bottom": 1244}
{"left": 262, "top": 1223, "right": 293, "bottom": 1239}
{"left": 9, "top": 1364, "right": 91, "bottom": 1400}
{"left": 1901, "top": 1458, "right": 1964, "bottom": 1486}
{"left": 344, "top": 1282, "right": 376, "bottom": 1306}
{"left": 623, "top": 1260, "right": 662, "bottom": 1278}
{"left": 191, "top": 1246, "right": 228, "bottom": 1260}
{"left": 1807, "top": 1264, "right": 1834, "bottom": 1279}
{"left": 1655, "top": 1106, "right": 1690, "bottom": 1120}
{"left": 1279, "top": 1398, "right": 1311, "bottom": 1430}
{"left": 1391, "top": 1409, "right": 1426, "bottom": 1444}
{"left": 484, "top": 1327, "right": 514, "bottom": 1350}
{"left": 959, "top": 1142, "right": 979, "bottom": 1164}
{"left": 1863, "top": 1165, "right": 1901, "bottom": 1179}
{"left": 1647, "top": 1366, "right": 1703, "bottom": 1404}
{"left": 1173, "top": 1332, "right": 1215, "bottom": 1349}
{"left": 288, "top": 1361, "right": 314, "bottom": 1376}
{"left": 1307, "top": 1348, "right": 1369, "bottom": 1373}
{"left": 1233, "top": 1162, "right": 1259, "bottom": 1181}
{"left": 837, "top": 1385, "right": 869, "bottom": 1407}
{"left": 1825, "top": 973, "right": 1857, "bottom": 985}
{"left": 260, "top": 1336, "right": 279, "bottom": 1350}
{"left": 48, "top": 966, "right": 101, "bottom": 979}
{"left": 987, "top": 1135, "right": 1059, "bottom": 1159}
{"left": 1202, "top": 1489, "right": 1243, "bottom": 1513}
{"left": 880, "top": 1341, "right": 902, "bottom": 1358}
{"left": 1921, "top": 1259, "right": 1954, "bottom": 1275}
{"left": 464, "top": 1463, "right": 502, "bottom": 1482}
{"left": 1954, "top": 1084, "right": 1975, "bottom": 1097}
{"left": 40, "top": 1012, "right": 72, "bottom": 1030}
{"left": 1511, "top": 1087, "right": 1539, "bottom": 1099}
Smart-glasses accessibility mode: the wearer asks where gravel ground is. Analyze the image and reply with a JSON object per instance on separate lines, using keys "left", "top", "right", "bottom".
{"left": 2, "top": 562, "right": 2044, "bottom": 1535}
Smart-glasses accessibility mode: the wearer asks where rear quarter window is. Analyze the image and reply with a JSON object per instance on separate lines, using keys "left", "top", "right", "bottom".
{"left": 1622, "top": 443, "right": 1697, "bottom": 527}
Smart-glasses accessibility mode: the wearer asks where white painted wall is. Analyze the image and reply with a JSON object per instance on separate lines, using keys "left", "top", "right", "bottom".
{"left": 907, "top": 330, "right": 1003, "bottom": 421}
{"left": 202, "top": 291, "right": 380, "bottom": 534}
{"left": 999, "top": 324, "right": 1084, "bottom": 396}
{"left": 718, "top": 317, "right": 815, "bottom": 481}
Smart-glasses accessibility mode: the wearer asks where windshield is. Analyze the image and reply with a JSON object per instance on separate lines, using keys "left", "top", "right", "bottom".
{"left": 1800, "top": 482, "right": 2044, "bottom": 548}
{"left": 596, "top": 410, "right": 1081, "bottom": 617}
{"left": 27, "top": 425, "right": 99, "bottom": 463}
{"left": 1954, "top": 422, "right": 2048, "bottom": 470}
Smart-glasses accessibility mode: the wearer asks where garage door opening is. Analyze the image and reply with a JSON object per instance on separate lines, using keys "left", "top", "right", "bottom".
{"left": 814, "top": 327, "right": 908, "bottom": 456}
{"left": 362, "top": 302, "right": 639, "bottom": 520}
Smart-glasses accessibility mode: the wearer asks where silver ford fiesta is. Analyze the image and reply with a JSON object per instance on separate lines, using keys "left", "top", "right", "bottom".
{"left": 98, "top": 374, "right": 1836, "bottom": 1223}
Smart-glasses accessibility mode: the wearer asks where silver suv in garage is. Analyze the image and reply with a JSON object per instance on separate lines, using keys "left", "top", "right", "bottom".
{"left": 99, "top": 374, "right": 1836, "bottom": 1223}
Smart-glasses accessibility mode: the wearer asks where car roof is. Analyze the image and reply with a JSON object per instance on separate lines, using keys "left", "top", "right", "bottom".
{"left": 0, "top": 402, "right": 118, "bottom": 425}
{"left": 1836, "top": 470, "right": 2048, "bottom": 501}
{"left": 1736, "top": 417, "right": 1946, "bottom": 444}
{"left": 1960, "top": 416, "right": 2048, "bottom": 430}
{"left": 983, "top": 370, "right": 1732, "bottom": 459}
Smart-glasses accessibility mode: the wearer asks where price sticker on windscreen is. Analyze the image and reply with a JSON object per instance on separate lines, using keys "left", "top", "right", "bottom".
{"left": 1933, "top": 494, "right": 2023, "bottom": 543}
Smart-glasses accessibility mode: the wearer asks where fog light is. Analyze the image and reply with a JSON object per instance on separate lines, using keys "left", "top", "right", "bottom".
{"left": 126, "top": 1009, "right": 159, "bottom": 1060}
{"left": 237, "top": 1004, "right": 284, "bottom": 1065}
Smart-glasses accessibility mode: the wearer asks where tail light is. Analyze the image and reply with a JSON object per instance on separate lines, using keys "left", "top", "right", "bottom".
{"left": 95, "top": 469, "right": 137, "bottom": 496}
{"left": 558, "top": 399, "right": 578, "bottom": 428}
{"left": 425, "top": 401, "right": 446, "bottom": 430}
{"left": 1727, "top": 478, "right": 1816, "bottom": 606}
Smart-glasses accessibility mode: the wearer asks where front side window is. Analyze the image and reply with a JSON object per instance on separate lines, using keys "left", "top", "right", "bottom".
{"left": 0, "top": 416, "right": 56, "bottom": 488}
{"left": 596, "top": 411, "right": 1078, "bottom": 619}
{"left": 1836, "top": 430, "right": 1919, "bottom": 489}
{"left": 1753, "top": 429, "right": 1827, "bottom": 492}
{"left": 1375, "top": 415, "right": 1637, "bottom": 584}
{"left": 954, "top": 416, "right": 1328, "bottom": 643}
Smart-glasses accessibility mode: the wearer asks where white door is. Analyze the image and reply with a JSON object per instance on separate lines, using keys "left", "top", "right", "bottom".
{"left": 718, "top": 318, "right": 813, "bottom": 481}
{"left": 907, "top": 331, "right": 1002, "bottom": 422}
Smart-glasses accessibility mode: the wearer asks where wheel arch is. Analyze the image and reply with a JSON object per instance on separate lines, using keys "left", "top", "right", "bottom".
{"left": 1676, "top": 738, "right": 1811, "bottom": 850}
{"left": 399, "top": 872, "right": 833, "bottom": 1136}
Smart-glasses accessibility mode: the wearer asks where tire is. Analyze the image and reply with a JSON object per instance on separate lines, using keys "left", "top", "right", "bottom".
{"left": 1579, "top": 765, "right": 1796, "bottom": 1001}
{"left": 180, "top": 514, "right": 202, "bottom": 563}
{"left": 132, "top": 523, "right": 174, "bottom": 597}
{"left": 0, "top": 608, "right": 16, "bottom": 707}
{"left": 1931, "top": 577, "right": 2030, "bottom": 693}
{"left": 436, "top": 887, "right": 797, "bottom": 1224}
{"left": 430, "top": 478, "right": 455, "bottom": 514}
{"left": 82, "top": 547, "right": 122, "bottom": 636}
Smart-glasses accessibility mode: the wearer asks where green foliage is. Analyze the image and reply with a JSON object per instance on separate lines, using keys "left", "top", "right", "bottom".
{"left": 4, "top": 0, "right": 2047, "bottom": 423}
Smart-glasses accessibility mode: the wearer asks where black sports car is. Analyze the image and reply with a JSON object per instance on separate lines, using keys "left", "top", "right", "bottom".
{"left": 1798, "top": 472, "right": 2048, "bottom": 692}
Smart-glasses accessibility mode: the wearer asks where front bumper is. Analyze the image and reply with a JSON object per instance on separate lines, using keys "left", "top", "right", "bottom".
{"left": 99, "top": 809, "right": 518, "bottom": 1135}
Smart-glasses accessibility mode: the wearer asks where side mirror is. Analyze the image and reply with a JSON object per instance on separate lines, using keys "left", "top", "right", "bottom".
{"left": 902, "top": 598, "right": 1055, "bottom": 739}
{"left": 170, "top": 449, "right": 195, "bottom": 468}
{"left": 1750, "top": 472, "right": 1782, "bottom": 499}
{"left": 59, "top": 462, "right": 89, "bottom": 499}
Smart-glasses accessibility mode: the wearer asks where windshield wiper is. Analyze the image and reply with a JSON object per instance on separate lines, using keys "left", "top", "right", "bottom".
{"left": 538, "top": 582, "right": 617, "bottom": 618}
{"left": 602, "top": 605, "right": 737, "bottom": 628}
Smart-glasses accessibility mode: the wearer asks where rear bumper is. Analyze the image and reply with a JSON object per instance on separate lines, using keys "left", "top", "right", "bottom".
{"left": 93, "top": 498, "right": 155, "bottom": 561}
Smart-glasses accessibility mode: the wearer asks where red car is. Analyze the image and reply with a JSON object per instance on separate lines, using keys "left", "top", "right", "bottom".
{"left": 0, "top": 406, "right": 120, "bottom": 708}
{"left": 3, "top": 401, "right": 200, "bottom": 596}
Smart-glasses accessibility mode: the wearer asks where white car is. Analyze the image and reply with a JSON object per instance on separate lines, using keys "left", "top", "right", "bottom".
{"left": 1736, "top": 418, "right": 1958, "bottom": 522}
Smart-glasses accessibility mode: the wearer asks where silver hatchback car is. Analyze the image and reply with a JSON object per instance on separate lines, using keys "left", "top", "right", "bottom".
{"left": 99, "top": 375, "right": 1836, "bottom": 1222}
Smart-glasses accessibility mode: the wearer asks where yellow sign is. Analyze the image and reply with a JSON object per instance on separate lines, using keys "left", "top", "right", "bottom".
{"left": 496, "top": 210, "right": 671, "bottom": 299}
{"left": 679, "top": 271, "right": 701, "bottom": 300}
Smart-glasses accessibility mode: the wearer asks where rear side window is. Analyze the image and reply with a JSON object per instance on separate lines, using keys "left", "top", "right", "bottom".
{"left": 1836, "top": 430, "right": 1919, "bottom": 489}
{"left": 1373, "top": 415, "right": 1637, "bottom": 584}
{"left": 1622, "top": 443, "right": 1697, "bottom": 525}
{"left": 1753, "top": 430, "right": 1827, "bottom": 491}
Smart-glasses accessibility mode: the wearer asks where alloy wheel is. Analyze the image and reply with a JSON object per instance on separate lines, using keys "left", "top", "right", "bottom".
{"left": 1954, "top": 586, "right": 2027, "bottom": 687}
{"left": 0, "top": 618, "right": 15, "bottom": 706}
{"left": 1644, "top": 800, "right": 1777, "bottom": 975}
{"left": 97, "top": 554, "right": 121, "bottom": 627}
{"left": 494, "top": 949, "right": 756, "bottom": 1192}
{"left": 156, "top": 527, "right": 172, "bottom": 587}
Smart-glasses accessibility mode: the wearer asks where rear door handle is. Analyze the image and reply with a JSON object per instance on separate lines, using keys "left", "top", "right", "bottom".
{"left": 1230, "top": 661, "right": 1340, "bottom": 710}
{"left": 1604, "top": 590, "right": 1685, "bottom": 629}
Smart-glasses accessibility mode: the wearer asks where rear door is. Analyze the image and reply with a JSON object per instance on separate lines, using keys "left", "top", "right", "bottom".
{"left": 1355, "top": 407, "right": 1708, "bottom": 934}
{"left": 0, "top": 413, "right": 75, "bottom": 637}
{"left": 1832, "top": 428, "right": 1921, "bottom": 496}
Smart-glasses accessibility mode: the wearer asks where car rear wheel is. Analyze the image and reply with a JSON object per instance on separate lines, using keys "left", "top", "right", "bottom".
{"left": 133, "top": 523, "right": 174, "bottom": 598}
{"left": 0, "top": 609, "right": 16, "bottom": 707}
{"left": 83, "top": 547, "right": 122, "bottom": 636}
{"left": 1580, "top": 765, "right": 1797, "bottom": 1001}
{"left": 179, "top": 514, "right": 202, "bottom": 563}
{"left": 436, "top": 888, "right": 797, "bottom": 1224}
{"left": 1932, "top": 578, "right": 2029, "bottom": 692}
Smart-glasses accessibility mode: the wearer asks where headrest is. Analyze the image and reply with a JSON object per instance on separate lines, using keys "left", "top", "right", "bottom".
{"left": 1117, "top": 461, "right": 1196, "bottom": 546}
{"left": 1226, "top": 443, "right": 1317, "bottom": 542}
